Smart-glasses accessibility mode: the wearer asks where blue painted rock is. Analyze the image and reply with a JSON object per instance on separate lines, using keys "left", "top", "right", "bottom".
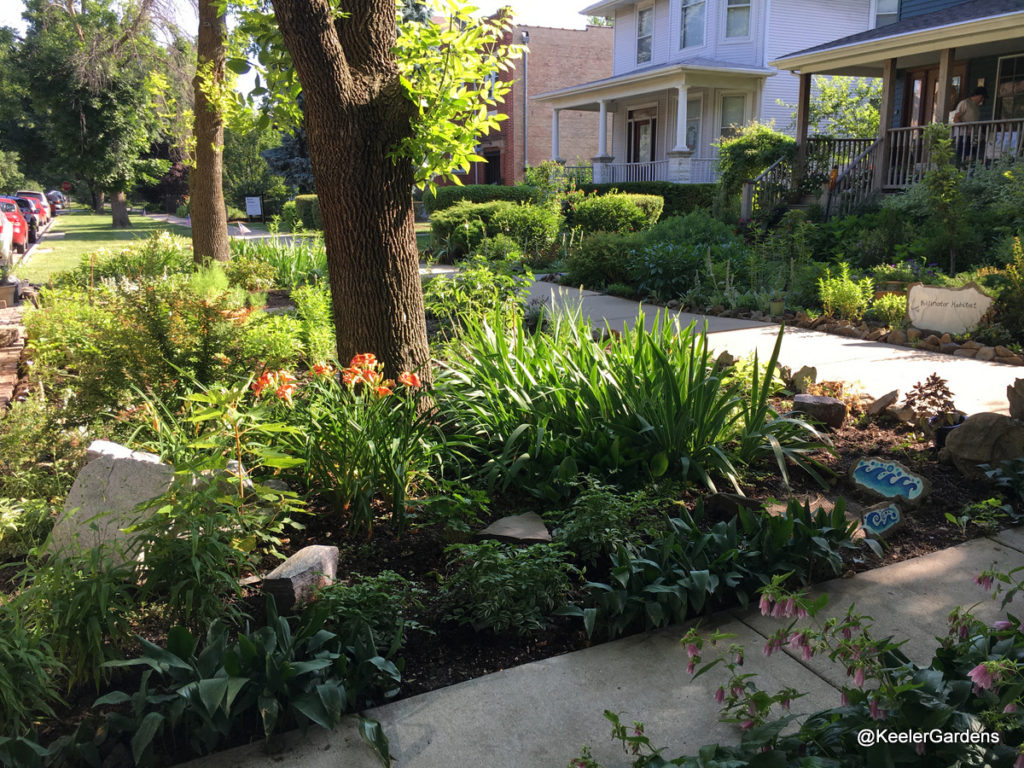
{"left": 861, "top": 502, "right": 904, "bottom": 539}
{"left": 849, "top": 457, "right": 930, "bottom": 506}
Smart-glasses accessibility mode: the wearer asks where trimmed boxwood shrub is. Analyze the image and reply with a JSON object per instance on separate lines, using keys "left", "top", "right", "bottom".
{"left": 423, "top": 184, "right": 540, "bottom": 213}
{"left": 576, "top": 182, "right": 715, "bottom": 219}
{"left": 567, "top": 193, "right": 663, "bottom": 234}
{"left": 565, "top": 232, "right": 644, "bottom": 289}
{"left": 490, "top": 203, "right": 563, "bottom": 260}
{"left": 293, "top": 195, "right": 322, "bottom": 229}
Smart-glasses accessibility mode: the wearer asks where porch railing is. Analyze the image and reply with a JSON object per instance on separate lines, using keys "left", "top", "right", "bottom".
{"left": 690, "top": 158, "right": 719, "bottom": 184}
{"left": 824, "top": 139, "right": 881, "bottom": 221}
{"left": 885, "top": 118, "right": 1024, "bottom": 189}
{"left": 603, "top": 160, "right": 670, "bottom": 183}
{"left": 806, "top": 137, "right": 876, "bottom": 180}
{"left": 748, "top": 155, "right": 792, "bottom": 220}
{"left": 561, "top": 165, "right": 594, "bottom": 185}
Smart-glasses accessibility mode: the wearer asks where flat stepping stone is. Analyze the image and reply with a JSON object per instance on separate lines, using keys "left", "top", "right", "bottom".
{"left": 849, "top": 457, "right": 929, "bottom": 506}
{"left": 478, "top": 512, "right": 550, "bottom": 542}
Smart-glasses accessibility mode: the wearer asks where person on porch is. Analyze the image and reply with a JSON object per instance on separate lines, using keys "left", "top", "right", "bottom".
{"left": 952, "top": 86, "right": 988, "bottom": 165}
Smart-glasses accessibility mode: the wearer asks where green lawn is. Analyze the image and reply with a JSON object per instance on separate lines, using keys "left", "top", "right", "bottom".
{"left": 14, "top": 208, "right": 190, "bottom": 284}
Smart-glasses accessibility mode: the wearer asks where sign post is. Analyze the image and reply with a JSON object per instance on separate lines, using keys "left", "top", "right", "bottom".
{"left": 244, "top": 196, "right": 264, "bottom": 223}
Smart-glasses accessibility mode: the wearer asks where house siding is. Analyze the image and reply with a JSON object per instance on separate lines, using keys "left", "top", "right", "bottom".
{"left": 899, "top": 0, "right": 972, "bottom": 19}
{"left": 761, "top": 0, "right": 872, "bottom": 131}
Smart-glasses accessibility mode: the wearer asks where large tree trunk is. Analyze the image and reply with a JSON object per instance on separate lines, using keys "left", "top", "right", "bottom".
{"left": 190, "top": 0, "right": 230, "bottom": 263}
{"left": 271, "top": 0, "right": 430, "bottom": 382}
{"left": 110, "top": 190, "right": 131, "bottom": 228}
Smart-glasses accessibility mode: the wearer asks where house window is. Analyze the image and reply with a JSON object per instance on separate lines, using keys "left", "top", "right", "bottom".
{"left": 627, "top": 107, "right": 657, "bottom": 162}
{"left": 720, "top": 94, "right": 745, "bottom": 139}
{"left": 996, "top": 54, "right": 1024, "bottom": 119}
{"left": 680, "top": 0, "right": 705, "bottom": 49}
{"left": 725, "top": 0, "right": 750, "bottom": 39}
{"left": 686, "top": 97, "right": 702, "bottom": 151}
{"left": 636, "top": 6, "right": 653, "bottom": 64}
{"left": 873, "top": 0, "right": 898, "bottom": 27}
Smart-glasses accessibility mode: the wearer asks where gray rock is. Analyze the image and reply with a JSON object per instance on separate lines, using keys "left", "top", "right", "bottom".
{"left": 906, "top": 328, "right": 922, "bottom": 343}
{"left": 790, "top": 365, "right": 817, "bottom": 394}
{"left": 1009, "top": 379, "right": 1024, "bottom": 420}
{"left": 977, "top": 346, "right": 996, "bottom": 362}
{"left": 887, "top": 329, "right": 907, "bottom": 345}
{"left": 0, "top": 327, "right": 18, "bottom": 347}
{"left": 940, "top": 412, "right": 1024, "bottom": 478}
{"left": 715, "top": 351, "right": 735, "bottom": 371}
{"left": 263, "top": 545, "right": 339, "bottom": 614}
{"left": 887, "top": 405, "right": 916, "bottom": 423}
{"left": 867, "top": 390, "right": 899, "bottom": 417}
{"left": 952, "top": 348, "right": 976, "bottom": 358}
{"left": 793, "top": 394, "right": 847, "bottom": 429}
{"left": 49, "top": 440, "right": 174, "bottom": 562}
{"left": 478, "top": 512, "right": 551, "bottom": 542}
{"left": 849, "top": 457, "right": 930, "bottom": 507}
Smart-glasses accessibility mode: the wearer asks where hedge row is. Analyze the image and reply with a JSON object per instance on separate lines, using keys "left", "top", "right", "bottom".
{"left": 430, "top": 200, "right": 562, "bottom": 258}
{"left": 566, "top": 194, "right": 663, "bottom": 234}
{"left": 293, "top": 195, "right": 323, "bottom": 229}
{"left": 422, "top": 185, "right": 540, "bottom": 214}
{"left": 575, "top": 182, "right": 715, "bottom": 219}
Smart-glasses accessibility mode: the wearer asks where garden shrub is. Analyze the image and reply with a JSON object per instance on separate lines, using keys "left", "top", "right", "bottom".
{"left": 442, "top": 541, "right": 577, "bottom": 635}
{"left": 567, "top": 193, "right": 663, "bottom": 234}
{"left": 429, "top": 200, "right": 511, "bottom": 258}
{"left": 645, "top": 209, "right": 740, "bottom": 248}
{"left": 565, "top": 232, "right": 644, "bottom": 289}
{"left": 54, "top": 231, "right": 193, "bottom": 288}
{"left": 293, "top": 194, "right": 323, "bottom": 229}
{"left": 279, "top": 200, "right": 301, "bottom": 231}
{"left": 715, "top": 122, "right": 795, "bottom": 198}
{"left": 551, "top": 481, "right": 661, "bottom": 564}
{"left": 313, "top": 571, "right": 427, "bottom": 654}
{"left": 472, "top": 233, "right": 523, "bottom": 262}
{"left": 626, "top": 241, "right": 703, "bottom": 302}
{"left": 868, "top": 292, "right": 907, "bottom": 328}
{"left": 489, "top": 202, "right": 563, "bottom": 262}
{"left": 996, "top": 236, "right": 1024, "bottom": 341}
{"left": 422, "top": 183, "right": 539, "bottom": 213}
{"left": 818, "top": 264, "right": 873, "bottom": 321}
{"left": 292, "top": 283, "right": 337, "bottom": 363}
{"left": 575, "top": 181, "right": 715, "bottom": 219}
{"left": 423, "top": 255, "right": 532, "bottom": 338}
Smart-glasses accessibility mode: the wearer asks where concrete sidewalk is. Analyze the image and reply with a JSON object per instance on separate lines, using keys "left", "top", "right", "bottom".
{"left": 183, "top": 531, "right": 1024, "bottom": 768}
{"left": 528, "top": 282, "right": 1020, "bottom": 416}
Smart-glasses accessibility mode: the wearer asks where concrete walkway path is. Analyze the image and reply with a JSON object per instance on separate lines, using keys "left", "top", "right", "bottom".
{"left": 183, "top": 531, "right": 1024, "bottom": 768}
{"left": 528, "top": 282, "right": 1020, "bottom": 416}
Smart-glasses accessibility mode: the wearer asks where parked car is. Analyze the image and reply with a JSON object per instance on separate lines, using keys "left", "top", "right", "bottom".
{"left": 12, "top": 197, "right": 40, "bottom": 243}
{"left": 0, "top": 213, "right": 11, "bottom": 267}
{"left": 0, "top": 197, "right": 28, "bottom": 254}
{"left": 46, "top": 190, "right": 66, "bottom": 211}
{"left": 15, "top": 190, "right": 52, "bottom": 223}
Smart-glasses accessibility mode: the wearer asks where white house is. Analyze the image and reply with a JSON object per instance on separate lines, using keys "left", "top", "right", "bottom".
{"left": 535, "top": 0, "right": 899, "bottom": 183}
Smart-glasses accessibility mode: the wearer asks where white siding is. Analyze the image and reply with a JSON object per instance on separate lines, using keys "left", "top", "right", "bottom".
{"left": 760, "top": 0, "right": 873, "bottom": 132}
{"left": 613, "top": 5, "right": 636, "bottom": 75}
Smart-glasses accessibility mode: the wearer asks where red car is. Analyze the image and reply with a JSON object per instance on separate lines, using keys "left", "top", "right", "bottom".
{"left": 16, "top": 190, "right": 52, "bottom": 223}
{"left": 0, "top": 197, "right": 28, "bottom": 254}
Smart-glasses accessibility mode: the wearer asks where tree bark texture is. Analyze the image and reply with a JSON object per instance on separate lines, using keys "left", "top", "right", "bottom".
{"left": 270, "top": 0, "right": 431, "bottom": 382}
{"left": 190, "top": 0, "right": 230, "bottom": 263}
{"left": 110, "top": 190, "right": 131, "bottom": 228}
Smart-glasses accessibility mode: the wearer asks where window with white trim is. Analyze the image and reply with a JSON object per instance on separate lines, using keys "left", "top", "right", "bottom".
{"left": 680, "top": 0, "right": 705, "bottom": 49}
{"left": 873, "top": 0, "right": 898, "bottom": 28}
{"left": 686, "top": 97, "right": 702, "bottom": 151}
{"left": 720, "top": 94, "right": 745, "bottom": 139}
{"left": 725, "top": 0, "right": 750, "bottom": 38}
{"left": 636, "top": 6, "right": 653, "bottom": 64}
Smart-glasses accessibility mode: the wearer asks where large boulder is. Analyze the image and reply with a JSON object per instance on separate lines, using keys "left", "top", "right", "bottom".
{"left": 940, "top": 412, "right": 1024, "bottom": 477}
{"left": 1009, "top": 379, "right": 1024, "bottom": 420}
{"left": 263, "top": 545, "right": 339, "bottom": 614}
{"left": 49, "top": 440, "right": 174, "bottom": 561}
{"left": 793, "top": 394, "right": 847, "bottom": 429}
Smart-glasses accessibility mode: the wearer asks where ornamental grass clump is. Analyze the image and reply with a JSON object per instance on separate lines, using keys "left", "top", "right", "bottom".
{"left": 438, "top": 310, "right": 830, "bottom": 498}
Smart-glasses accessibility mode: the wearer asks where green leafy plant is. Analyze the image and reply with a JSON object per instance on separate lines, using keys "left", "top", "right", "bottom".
{"left": 423, "top": 255, "right": 533, "bottom": 338}
{"left": 818, "top": 263, "right": 874, "bottom": 321}
{"left": 0, "top": 604, "right": 65, "bottom": 739}
{"left": 869, "top": 291, "right": 907, "bottom": 328}
{"left": 443, "top": 540, "right": 577, "bottom": 635}
{"left": 313, "top": 571, "right": 428, "bottom": 655}
{"left": 551, "top": 480, "right": 662, "bottom": 564}
{"left": 565, "top": 193, "right": 663, "bottom": 234}
{"left": 439, "top": 311, "right": 829, "bottom": 499}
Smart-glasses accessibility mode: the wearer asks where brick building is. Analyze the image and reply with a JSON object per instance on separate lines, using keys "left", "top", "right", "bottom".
{"left": 466, "top": 21, "right": 614, "bottom": 186}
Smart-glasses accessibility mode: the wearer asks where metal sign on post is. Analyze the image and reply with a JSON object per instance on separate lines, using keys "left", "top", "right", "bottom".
{"left": 244, "top": 196, "right": 264, "bottom": 222}
{"left": 61, "top": 181, "right": 72, "bottom": 192}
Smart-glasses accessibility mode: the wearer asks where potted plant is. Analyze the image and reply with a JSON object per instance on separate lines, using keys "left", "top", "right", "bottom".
{"left": 0, "top": 261, "right": 16, "bottom": 308}
{"left": 768, "top": 292, "right": 786, "bottom": 317}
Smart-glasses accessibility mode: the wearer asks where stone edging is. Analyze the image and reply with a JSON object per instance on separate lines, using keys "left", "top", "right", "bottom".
{"left": 0, "top": 305, "right": 26, "bottom": 412}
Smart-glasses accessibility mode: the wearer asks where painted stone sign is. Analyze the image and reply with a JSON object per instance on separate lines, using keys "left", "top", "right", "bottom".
{"left": 849, "top": 457, "right": 929, "bottom": 506}
{"left": 861, "top": 502, "right": 903, "bottom": 539}
{"left": 906, "top": 282, "right": 992, "bottom": 335}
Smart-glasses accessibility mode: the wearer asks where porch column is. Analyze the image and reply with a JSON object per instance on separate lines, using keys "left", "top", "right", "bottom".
{"left": 792, "top": 72, "right": 812, "bottom": 195}
{"left": 936, "top": 48, "right": 954, "bottom": 122}
{"left": 551, "top": 109, "right": 563, "bottom": 163}
{"left": 672, "top": 84, "right": 690, "bottom": 152}
{"left": 872, "top": 58, "right": 898, "bottom": 192}
{"left": 597, "top": 100, "right": 610, "bottom": 158}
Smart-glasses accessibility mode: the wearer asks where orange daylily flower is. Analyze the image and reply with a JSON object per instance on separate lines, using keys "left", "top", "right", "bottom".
{"left": 398, "top": 371, "right": 422, "bottom": 388}
{"left": 350, "top": 353, "right": 377, "bottom": 367}
{"left": 312, "top": 362, "right": 334, "bottom": 377}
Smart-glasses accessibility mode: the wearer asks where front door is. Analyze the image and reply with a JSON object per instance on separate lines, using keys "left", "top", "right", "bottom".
{"left": 904, "top": 64, "right": 967, "bottom": 125}
{"left": 627, "top": 108, "right": 657, "bottom": 163}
